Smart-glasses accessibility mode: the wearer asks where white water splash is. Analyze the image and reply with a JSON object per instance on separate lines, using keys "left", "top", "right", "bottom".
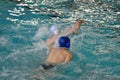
{"left": 33, "top": 26, "right": 49, "bottom": 40}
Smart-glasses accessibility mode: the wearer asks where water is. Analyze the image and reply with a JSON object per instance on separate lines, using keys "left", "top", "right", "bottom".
{"left": 0, "top": 0, "right": 120, "bottom": 80}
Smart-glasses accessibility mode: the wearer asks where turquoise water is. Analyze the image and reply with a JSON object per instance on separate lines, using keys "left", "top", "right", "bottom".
{"left": 0, "top": 0, "right": 120, "bottom": 80}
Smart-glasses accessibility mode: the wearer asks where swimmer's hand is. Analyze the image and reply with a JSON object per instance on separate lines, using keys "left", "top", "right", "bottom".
{"left": 72, "top": 19, "right": 84, "bottom": 35}
{"left": 78, "top": 19, "right": 84, "bottom": 23}
{"left": 72, "top": 19, "right": 84, "bottom": 31}
{"left": 65, "top": 19, "right": 84, "bottom": 36}
{"left": 76, "top": 19, "right": 84, "bottom": 27}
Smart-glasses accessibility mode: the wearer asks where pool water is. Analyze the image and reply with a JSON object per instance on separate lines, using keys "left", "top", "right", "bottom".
{"left": 0, "top": 0, "right": 120, "bottom": 80}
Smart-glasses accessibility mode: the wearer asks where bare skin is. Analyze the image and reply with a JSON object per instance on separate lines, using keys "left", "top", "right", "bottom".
{"left": 46, "top": 48, "right": 73, "bottom": 64}
{"left": 46, "top": 19, "right": 84, "bottom": 65}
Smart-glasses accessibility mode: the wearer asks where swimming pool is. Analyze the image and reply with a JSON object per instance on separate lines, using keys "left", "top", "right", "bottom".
{"left": 0, "top": 0, "right": 120, "bottom": 80}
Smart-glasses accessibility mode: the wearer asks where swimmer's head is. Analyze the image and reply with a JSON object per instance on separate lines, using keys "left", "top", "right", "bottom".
{"left": 49, "top": 25, "right": 61, "bottom": 36}
{"left": 59, "top": 36, "right": 70, "bottom": 49}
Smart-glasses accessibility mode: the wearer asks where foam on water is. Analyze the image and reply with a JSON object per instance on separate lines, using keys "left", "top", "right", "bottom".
{"left": 33, "top": 26, "right": 49, "bottom": 40}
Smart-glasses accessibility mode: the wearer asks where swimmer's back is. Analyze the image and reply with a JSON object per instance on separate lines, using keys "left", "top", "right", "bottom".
{"left": 47, "top": 48, "right": 72, "bottom": 64}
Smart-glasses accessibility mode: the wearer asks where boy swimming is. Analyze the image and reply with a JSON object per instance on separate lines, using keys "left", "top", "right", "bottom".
{"left": 41, "top": 19, "right": 84, "bottom": 70}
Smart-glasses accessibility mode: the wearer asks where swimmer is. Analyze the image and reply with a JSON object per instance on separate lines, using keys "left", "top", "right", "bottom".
{"left": 41, "top": 19, "right": 84, "bottom": 70}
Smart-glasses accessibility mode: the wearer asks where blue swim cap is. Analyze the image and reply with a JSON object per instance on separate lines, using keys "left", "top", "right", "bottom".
{"left": 58, "top": 36, "right": 70, "bottom": 49}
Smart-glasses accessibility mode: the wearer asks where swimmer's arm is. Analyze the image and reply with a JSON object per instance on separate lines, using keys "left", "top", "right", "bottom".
{"left": 65, "top": 53, "right": 73, "bottom": 63}
{"left": 65, "top": 19, "right": 84, "bottom": 36}
{"left": 46, "top": 35, "right": 58, "bottom": 47}
{"left": 46, "top": 38, "right": 53, "bottom": 46}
